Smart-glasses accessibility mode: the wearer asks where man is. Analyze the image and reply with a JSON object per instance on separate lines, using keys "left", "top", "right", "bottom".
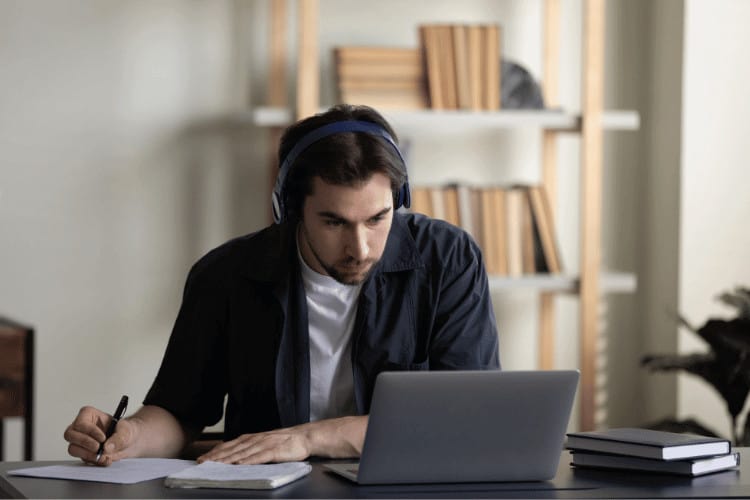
{"left": 64, "top": 104, "right": 499, "bottom": 466}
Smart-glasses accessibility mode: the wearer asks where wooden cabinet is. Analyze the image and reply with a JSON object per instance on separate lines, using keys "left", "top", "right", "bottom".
{"left": 0, "top": 317, "right": 34, "bottom": 460}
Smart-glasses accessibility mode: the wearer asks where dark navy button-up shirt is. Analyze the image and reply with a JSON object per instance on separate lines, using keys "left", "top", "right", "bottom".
{"left": 144, "top": 213, "right": 500, "bottom": 440}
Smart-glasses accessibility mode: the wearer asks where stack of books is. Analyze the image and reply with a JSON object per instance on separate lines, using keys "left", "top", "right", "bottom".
{"left": 333, "top": 23, "right": 502, "bottom": 111}
{"left": 334, "top": 46, "right": 428, "bottom": 110}
{"left": 419, "top": 24, "right": 501, "bottom": 110}
{"left": 410, "top": 183, "right": 562, "bottom": 276}
{"left": 566, "top": 428, "right": 740, "bottom": 477}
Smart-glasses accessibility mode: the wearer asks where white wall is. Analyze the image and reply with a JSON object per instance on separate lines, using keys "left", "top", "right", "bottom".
{"left": 0, "top": 0, "right": 266, "bottom": 460}
{"left": 677, "top": 0, "right": 750, "bottom": 439}
{"left": 626, "top": 0, "right": 685, "bottom": 427}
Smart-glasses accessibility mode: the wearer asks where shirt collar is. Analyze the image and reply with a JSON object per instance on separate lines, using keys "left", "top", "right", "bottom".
{"left": 376, "top": 212, "right": 424, "bottom": 273}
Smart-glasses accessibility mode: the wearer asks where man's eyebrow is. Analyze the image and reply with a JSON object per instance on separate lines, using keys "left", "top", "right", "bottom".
{"left": 317, "top": 206, "right": 392, "bottom": 223}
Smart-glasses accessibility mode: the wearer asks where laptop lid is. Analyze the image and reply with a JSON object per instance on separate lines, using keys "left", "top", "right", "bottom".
{"left": 355, "top": 370, "right": 579, "bottom": 484}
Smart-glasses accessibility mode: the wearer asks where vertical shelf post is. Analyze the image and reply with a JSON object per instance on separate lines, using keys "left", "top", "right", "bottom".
{"left": 539, "top": 0, "right": 561, "bottom": 371}
{"left": 267, "top": 0, "right": 288, "bottom": 223}
{"left": 296, "top": 0, "right": 319, "bottom": 119}
{"left": 580, "top": 0, "right": 605, "bottom": 431}
{"left": 269, "top": 0, "right": 288, "bottom": 108}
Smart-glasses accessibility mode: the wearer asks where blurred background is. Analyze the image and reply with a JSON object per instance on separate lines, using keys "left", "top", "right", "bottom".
{"left": 1, "top": 0, "right": 749, "bottom": 460}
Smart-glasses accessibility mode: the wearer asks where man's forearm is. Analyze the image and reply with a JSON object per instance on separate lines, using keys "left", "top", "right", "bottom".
{"left": 126, "top": 405, "right": 196, "bottom": 458}
{"left": 301, "top": 415, "right": 368, "bottom": 458}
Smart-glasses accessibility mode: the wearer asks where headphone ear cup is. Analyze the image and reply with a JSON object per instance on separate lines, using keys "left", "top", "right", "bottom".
{"left": 397, "top": 181, "right": 411, "bottom": 210}
{"left": 271, "top": 191, "right": 283, "bottom": 224}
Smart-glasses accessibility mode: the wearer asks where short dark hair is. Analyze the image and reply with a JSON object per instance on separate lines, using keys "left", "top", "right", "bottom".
{"left": 277, "top": 104, "right": 407, "bottom": 221}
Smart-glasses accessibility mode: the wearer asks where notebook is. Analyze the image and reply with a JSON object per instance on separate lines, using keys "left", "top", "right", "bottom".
{"left": 164, "top": 461, "right": 311, "bottom": 490}
{"left": 566, "top": 428, "right": 731, "bottom": 460}
{"left": 325, "top": 369, "right": 579, "bottom": 484}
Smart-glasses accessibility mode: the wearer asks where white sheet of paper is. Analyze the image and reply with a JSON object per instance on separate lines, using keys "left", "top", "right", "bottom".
{"left": 8, "top": 458, "right": 196, "bottom": 484}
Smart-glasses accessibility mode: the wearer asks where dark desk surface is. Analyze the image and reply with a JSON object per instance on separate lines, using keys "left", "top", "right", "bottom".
{"left": 1, "top": 450, "right": 748, "bottom": 499}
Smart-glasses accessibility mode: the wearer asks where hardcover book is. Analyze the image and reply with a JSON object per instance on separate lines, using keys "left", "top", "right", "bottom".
{"left": 566, "top": 428, "right": 731, "bottom": 460}
{"left": 571, "top": 450, "right": 740, "bottom": 476}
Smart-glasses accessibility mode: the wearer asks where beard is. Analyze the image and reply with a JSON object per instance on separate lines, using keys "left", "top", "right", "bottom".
{"left": 299, "top": 225, "right": 378, "bottom": 285}
{"left": 322, "top": 257, "right": 376, "bottom": 285}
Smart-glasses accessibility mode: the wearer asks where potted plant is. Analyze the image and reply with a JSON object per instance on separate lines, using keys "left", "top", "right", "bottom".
{"left": 641, "top": 286, "right": 750, "bottom": 445}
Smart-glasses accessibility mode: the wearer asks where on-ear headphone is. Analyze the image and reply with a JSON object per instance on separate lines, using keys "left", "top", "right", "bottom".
{"left": 271, "top": 120, "right": 411, "bottom": 224}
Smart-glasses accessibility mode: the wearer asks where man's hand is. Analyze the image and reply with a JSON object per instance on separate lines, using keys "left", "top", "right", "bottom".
{"left": 63, "top": 404, "right": 193, "bottom": 466}
{"left": 63, "top": 406, "right": 138, "bottom": 466}
{"left": 197, "top": 415, "right": 368, "bottom": 465}
{"left": 197, "top": 427, "right": 311, "bottom": 465}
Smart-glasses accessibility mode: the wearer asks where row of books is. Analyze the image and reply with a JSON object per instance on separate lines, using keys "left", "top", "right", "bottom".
{"left": 566, "top": 427, "right": 740, "bottom": 477}
{"left": 334, "top": 46, "right": 428, "bottom": 110}
{"left": 420, "top": 24, "right": 501, "bottom": 110}
{"left": 410, "top": 184, "right": 562, "bottom": 276}
{"left": 333, "top": 23, "right": 502, "bottom": 111}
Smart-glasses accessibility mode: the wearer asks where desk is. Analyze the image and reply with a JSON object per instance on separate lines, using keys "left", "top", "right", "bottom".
{"left": 1, "top": 450, "right": 749, "bottom": 499}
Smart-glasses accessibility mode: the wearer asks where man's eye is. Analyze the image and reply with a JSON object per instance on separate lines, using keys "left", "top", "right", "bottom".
{"left": 368, "top": 216, "right": 384, "bottom": 224}
{"left": 325, "top": 220, "right": 344, "bottom": 227}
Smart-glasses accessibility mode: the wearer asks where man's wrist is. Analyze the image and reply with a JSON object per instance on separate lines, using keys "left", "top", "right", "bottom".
{"left": 120, "top": 415, "right": 144, "bottom": 458}
{"left": 299, "top": 415, "right": 366, "bottom": 459}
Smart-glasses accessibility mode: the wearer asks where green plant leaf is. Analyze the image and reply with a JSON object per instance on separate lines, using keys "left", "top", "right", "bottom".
{"left": 641, "top": 352, "right": 750, "bottom": 419}
{"left": 718, "top": 287, "right": 750, "bottom": 320}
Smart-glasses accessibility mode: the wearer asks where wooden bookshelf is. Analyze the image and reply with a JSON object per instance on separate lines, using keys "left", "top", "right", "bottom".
{"left": 259, "top": 0, "right": 637, "bottom": 431}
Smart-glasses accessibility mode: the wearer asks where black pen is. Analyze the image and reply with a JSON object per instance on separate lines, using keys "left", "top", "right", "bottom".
{"left": 96, "top": 395, "right": 128, "bottom": 463}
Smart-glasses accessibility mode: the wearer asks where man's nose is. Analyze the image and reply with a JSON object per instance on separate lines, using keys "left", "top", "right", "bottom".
{"left": 346, "top": 225, "right": 369, "bottom": 261}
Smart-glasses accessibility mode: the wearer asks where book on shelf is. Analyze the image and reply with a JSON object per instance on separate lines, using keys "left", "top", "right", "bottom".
{"left": 570, "top": 450, "right": 740, "bottom": 477}
{"left": 410, "top": 186, "right": 433, "bottom": 218}
{"left": 336, "top": 64, "right": 424, "bottom": 82}
{"left": 164, "top": 461, "right": 312, "bottom": 490}
{"left": 520, "top": 190, "right": 537, "bottom": 274}
{"left": 451, "top": 25, "right": 471, "bottom": 110}
{"left": 442, "top": 184, "right": 460, "bottom": 226}
{"left": 407, "top": 184, "right": 561, "bottom": 277}
{"left": 456, "top": 184, "right": 475, "bottom": 238}
{"left": 333, "top": 46, "right": 428, "bottom": 110}
{"left": 438, "top": 25, "right": 458, "bottom": 110}
{"left": 490, "top": 187, "right": 508, "bottom": 275}
{"left": 429, "top": 186, "right": 446, "bottom": 221}
{"left": 504, "top": 187, "right": 524, "bottom": 277}
{"left": 419, "top": 26, "right": 444, "bottom": 109}
{"left": 566, "top": 428, "right": 732, "bottom": 461}
{"left": 479, "top": 187, "right": 503, "bottom": 275}
{"left": 418, "top": 24, "right": 502, "bottom": 110}
{"left": 483, "top": 24, "right": 501, "bottom": 109}
{"left": 335, "top": 46, "right": 422, "bottom": 65}
{"left": 527, "top": 185, "right": 562, "bottom": 273}
{"left": 336, "top": 88, "right": 428, "bottom": 110}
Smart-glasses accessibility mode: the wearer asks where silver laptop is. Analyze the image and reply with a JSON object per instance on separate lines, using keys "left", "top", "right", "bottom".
{"left": 325, "top": 369, "right": 579, "bottom": 484}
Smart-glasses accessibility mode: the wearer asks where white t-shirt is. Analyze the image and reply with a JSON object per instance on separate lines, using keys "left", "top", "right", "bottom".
{"left": 297, "top": 246, "right": 360, "bottom": 421}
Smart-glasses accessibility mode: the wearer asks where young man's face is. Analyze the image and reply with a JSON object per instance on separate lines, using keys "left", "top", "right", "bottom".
{"left": 298, "top": 173, "right": 394, "bottom": 285}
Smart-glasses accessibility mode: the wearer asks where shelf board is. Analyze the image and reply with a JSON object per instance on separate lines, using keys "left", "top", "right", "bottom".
{"left": 247, "top": 107, "right": 640, "bottom": 132}
{"left": 487, "top": 271, "right": 637, "bottom": 294}
{"left": 250, "top": 107, "right": 293, "bottom": 126}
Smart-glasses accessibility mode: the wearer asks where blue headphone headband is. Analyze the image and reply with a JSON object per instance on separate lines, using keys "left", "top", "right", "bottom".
{"left": 271, "top": 120, "right": 411, "bottom": 224}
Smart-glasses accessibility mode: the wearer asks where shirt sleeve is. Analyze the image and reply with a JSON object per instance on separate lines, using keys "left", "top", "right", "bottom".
{"left": 429, "top": 233, "right": 500, "bottom": 370}
{"left": 143, "top": 259, "right": 229, "bottom": 431}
